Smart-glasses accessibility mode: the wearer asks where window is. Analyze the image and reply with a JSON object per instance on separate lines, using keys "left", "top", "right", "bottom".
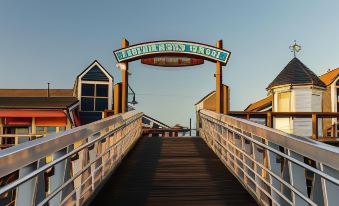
{"left": 81, "top": 83, "right": 109, "bottom": 112}
{"left": 47, "top": 127, "right": 56, "bottom": 134}
{"left": 96, "top": 84, "right": 108, "bottom": 97}
{"left": 81, "top": 97, "right": 95, "bottom": 111}
{"left": 36, "top": 127, "right": 45, "bottom": 135}
{"left": 81, "top": 84, "right": 95, "bottom": 96}
{"left": 96, "top": 98, "right": 108, "bottom": 111}
{"left": 35, "top": 126, "right": 65, "bottom": 136}
{"left": 277, "top": 92, "right": 290, "bottom": 112}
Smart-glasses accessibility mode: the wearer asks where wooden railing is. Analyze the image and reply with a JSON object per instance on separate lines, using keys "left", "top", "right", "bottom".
{"left": 229, "top": 111, "right": 339, "bottom": 143}
{"left": 142, "top": 128, "right": 190, "bottom": 137}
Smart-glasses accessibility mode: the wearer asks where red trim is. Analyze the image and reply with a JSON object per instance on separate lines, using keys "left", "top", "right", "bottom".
{"left": 0, "top": 110, "right": 67, "bottom": 117}
{"left": 5, "top": 117, "right": 32, "bottom": 125}
{"left": 36, "top": 117, "right": 67, "bottom": 126}
{"left": 73, "top": 110, "right": 81, "bottom": 126}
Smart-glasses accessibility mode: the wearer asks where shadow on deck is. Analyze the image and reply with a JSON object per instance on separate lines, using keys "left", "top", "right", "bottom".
{"left": 89, "top": 136, "right": 257, "bottom": 206}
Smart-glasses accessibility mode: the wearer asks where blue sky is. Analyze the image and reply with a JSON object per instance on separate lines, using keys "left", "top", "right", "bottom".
{"left": 1, "top": 0, "right": 339, "bottom": 127}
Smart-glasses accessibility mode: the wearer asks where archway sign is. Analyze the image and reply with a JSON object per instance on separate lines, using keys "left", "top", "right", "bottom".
{"left": 113, "top": 39, "right": 231, "bottom": 114}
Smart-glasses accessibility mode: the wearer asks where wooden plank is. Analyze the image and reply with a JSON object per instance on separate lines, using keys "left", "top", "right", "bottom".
{"left": 90, "top": 137, "right": 257, "bottom": 206}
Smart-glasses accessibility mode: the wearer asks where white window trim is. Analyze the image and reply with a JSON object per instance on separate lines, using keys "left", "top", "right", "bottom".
{"left": 77, "top": 62, "right": 113, "bottom": 111}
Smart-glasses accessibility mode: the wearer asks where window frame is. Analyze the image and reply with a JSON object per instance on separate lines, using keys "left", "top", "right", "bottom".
{"left": 81, "top": 82, "right": 109, "bottom": 112}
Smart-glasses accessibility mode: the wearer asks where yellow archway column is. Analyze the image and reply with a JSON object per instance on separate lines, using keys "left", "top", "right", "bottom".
{"left": 216, "top": 40, "right": 223, "bottom": 114}
{"left": 121, "top": 38, "right": 129, "bottom": 113}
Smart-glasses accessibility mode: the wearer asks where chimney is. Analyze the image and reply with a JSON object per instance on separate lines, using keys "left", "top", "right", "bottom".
{"left": 47, "top": 82, "right": 50, "bottom": 97}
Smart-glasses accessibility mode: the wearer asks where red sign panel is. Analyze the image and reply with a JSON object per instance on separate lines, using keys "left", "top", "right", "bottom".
{"left": 141, "top": 56, "right": 204, "bottom": 67}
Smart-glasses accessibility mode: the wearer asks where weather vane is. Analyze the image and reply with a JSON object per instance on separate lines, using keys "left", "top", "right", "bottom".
{"left": 289, "top": 40, "right": 301, "bottom": 57}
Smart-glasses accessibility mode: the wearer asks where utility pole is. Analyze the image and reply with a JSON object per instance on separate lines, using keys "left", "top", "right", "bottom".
{"left": 189, "top": 118, "right": 192, "bottom": 136}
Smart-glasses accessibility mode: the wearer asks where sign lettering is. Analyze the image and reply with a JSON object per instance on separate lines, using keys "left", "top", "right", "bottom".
{"left": 114, "top": 41, "right": 230, "bottom": 64}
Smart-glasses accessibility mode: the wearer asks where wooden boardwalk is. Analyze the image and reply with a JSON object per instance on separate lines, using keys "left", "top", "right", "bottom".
{"left": 90, "top": 137, "right": 257, "bottom": 206}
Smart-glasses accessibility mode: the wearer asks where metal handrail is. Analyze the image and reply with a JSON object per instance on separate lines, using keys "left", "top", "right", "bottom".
{"left": 37, "top": 123, "right": 136, "bottom": 206}
{"left": 209, "top": 129, "right": 316, "bottom": 206}
{"left": 199, "top": 109, "right": 339, "bottom": 206}
{"left": 0, "top": 111, "right": 140, "bottom": 177}
{"left": 200, "top": 109, "right": 339, "bottom": 170}
{"left": 0, "top": 110, "right": 143, "bottom": 206}
{"left": 0, "top": 119, "right": 129, "bottom": 195}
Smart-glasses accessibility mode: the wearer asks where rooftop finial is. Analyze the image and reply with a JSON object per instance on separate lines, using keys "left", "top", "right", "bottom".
{"left": 289, "top": 40, "right": 301, "bottom": 58}
{"left": 47, "top": 82, "right": 50, "bottom": 97}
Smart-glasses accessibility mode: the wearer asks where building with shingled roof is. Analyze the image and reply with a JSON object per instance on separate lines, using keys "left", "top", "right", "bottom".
{"left": 244, "top": 57, "right": 339, "bottom": 138}
{"left": 245, "top": 58, "right": 326, "bottom": 137}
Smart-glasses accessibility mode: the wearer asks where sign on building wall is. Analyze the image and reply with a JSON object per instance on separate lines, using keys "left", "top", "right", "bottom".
{"left": 114, "top": 41, "right": 231, "bottom": 64}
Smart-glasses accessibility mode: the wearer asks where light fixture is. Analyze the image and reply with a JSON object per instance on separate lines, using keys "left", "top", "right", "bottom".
{"left": 130, "top": 95, "right": 138, "bottom": 105}
{"left": 128, "top": 84, "right": 138, "bottom": 105}
{"left": 116, "top": 63, "right": 127, "bottom": 71}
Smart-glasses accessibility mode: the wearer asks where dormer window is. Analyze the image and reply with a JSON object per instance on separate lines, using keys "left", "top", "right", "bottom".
{"left": 75, "top": 60, "right": 113, "bottom": 125}
{"left": 81, "top": 83, "right": 109, "bottom": 111}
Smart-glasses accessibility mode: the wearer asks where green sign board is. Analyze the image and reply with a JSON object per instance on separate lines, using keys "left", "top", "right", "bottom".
{"left": 114, "top": 41, "right": 231, "bottom": 64}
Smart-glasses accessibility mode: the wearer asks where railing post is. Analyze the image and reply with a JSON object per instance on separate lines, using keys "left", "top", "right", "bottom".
{"left": 286, "top": 150, "right": 308, "bottom": 205}
{"left": 312, "top": 114, "right": 318, "bottom": 140}
{"left": 320, "top": 163, "right": 339, "bottom": 206}
{"left": 223, "top": 84, "right": 230, "bottom": 115}
{"left": 49, "top": 148, "right": 68, "bottom": 206}
{"left": 114, "top": 83, "right": 122, "bottom": 114}
{"left": 267, "top": 112, "right": 273, "bottom": 128}
{"left": 252, "top": 138, "right": 270, "bottom": 205}
{"left": 266, "top": 142, "right": 285, "bottom": 206}
{"left": 15, "top": 162, "right": 38, "bottom": 206}
{"left": 310, "top": 163, "right": 325, "bottom": 205}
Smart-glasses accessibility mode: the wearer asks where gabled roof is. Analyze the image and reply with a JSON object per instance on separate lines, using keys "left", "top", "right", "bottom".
{"left": 319, "top": 68, "right": 339, "bottom": 86}
{"left": 195, "top": 91, "right": 215, "bottom": 105}
{"left": 0, "top": 89, "right": 73, "bottom": 97}
{"left": 244, "top": 95, "right": 272, "bottom": 111}
{"left": 267, "top": 58, "right": 326, "bottom": 90}
{"left": 0, "top": 97, "right": 78, "bottom": 109}
{"left": 77, "top": 60, "right": 113, "bottom": 82}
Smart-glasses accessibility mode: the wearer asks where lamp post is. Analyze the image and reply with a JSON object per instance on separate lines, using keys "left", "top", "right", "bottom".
{"left": 128, "top": 85, "right": 138, "bottom": 105}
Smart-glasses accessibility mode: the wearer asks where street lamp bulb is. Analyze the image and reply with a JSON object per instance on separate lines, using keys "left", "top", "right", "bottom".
{"left": 116, "top": 63, "right": 127, "bottom": 71}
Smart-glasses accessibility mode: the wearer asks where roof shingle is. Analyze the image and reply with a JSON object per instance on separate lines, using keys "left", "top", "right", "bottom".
{"left": 0, "top": 89, "right": 73, "bottom": 97}
{"left": 267, "top": 58, "right": 326, "bottom": 90}
{"left": 0, "top": 97, "right": 78, "bottom": 109}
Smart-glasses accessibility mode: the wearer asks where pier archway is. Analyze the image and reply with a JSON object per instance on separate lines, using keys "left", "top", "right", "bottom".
{"left": 113, "top": 39, "right": 231, "bottom": 114}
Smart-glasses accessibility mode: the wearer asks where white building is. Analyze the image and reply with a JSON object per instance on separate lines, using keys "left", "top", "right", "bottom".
{"left": 248, "top": 58, "right": 326, "bottom": 137}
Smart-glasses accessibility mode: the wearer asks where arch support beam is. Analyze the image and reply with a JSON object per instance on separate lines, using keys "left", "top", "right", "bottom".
{"left": 121, "top": 38, "right": 129, "bottom": 113}
{"left": 216, "top": 40, "right": 223, "bottom": 114}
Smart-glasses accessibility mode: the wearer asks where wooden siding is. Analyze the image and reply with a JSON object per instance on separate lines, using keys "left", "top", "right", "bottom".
{"left": 81, "top": 65, "right": 109, "bottom": 81}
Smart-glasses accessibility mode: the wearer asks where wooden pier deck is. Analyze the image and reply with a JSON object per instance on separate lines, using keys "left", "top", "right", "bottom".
{"left": 90, "top": 136, "right": 257, "bottom": 206}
